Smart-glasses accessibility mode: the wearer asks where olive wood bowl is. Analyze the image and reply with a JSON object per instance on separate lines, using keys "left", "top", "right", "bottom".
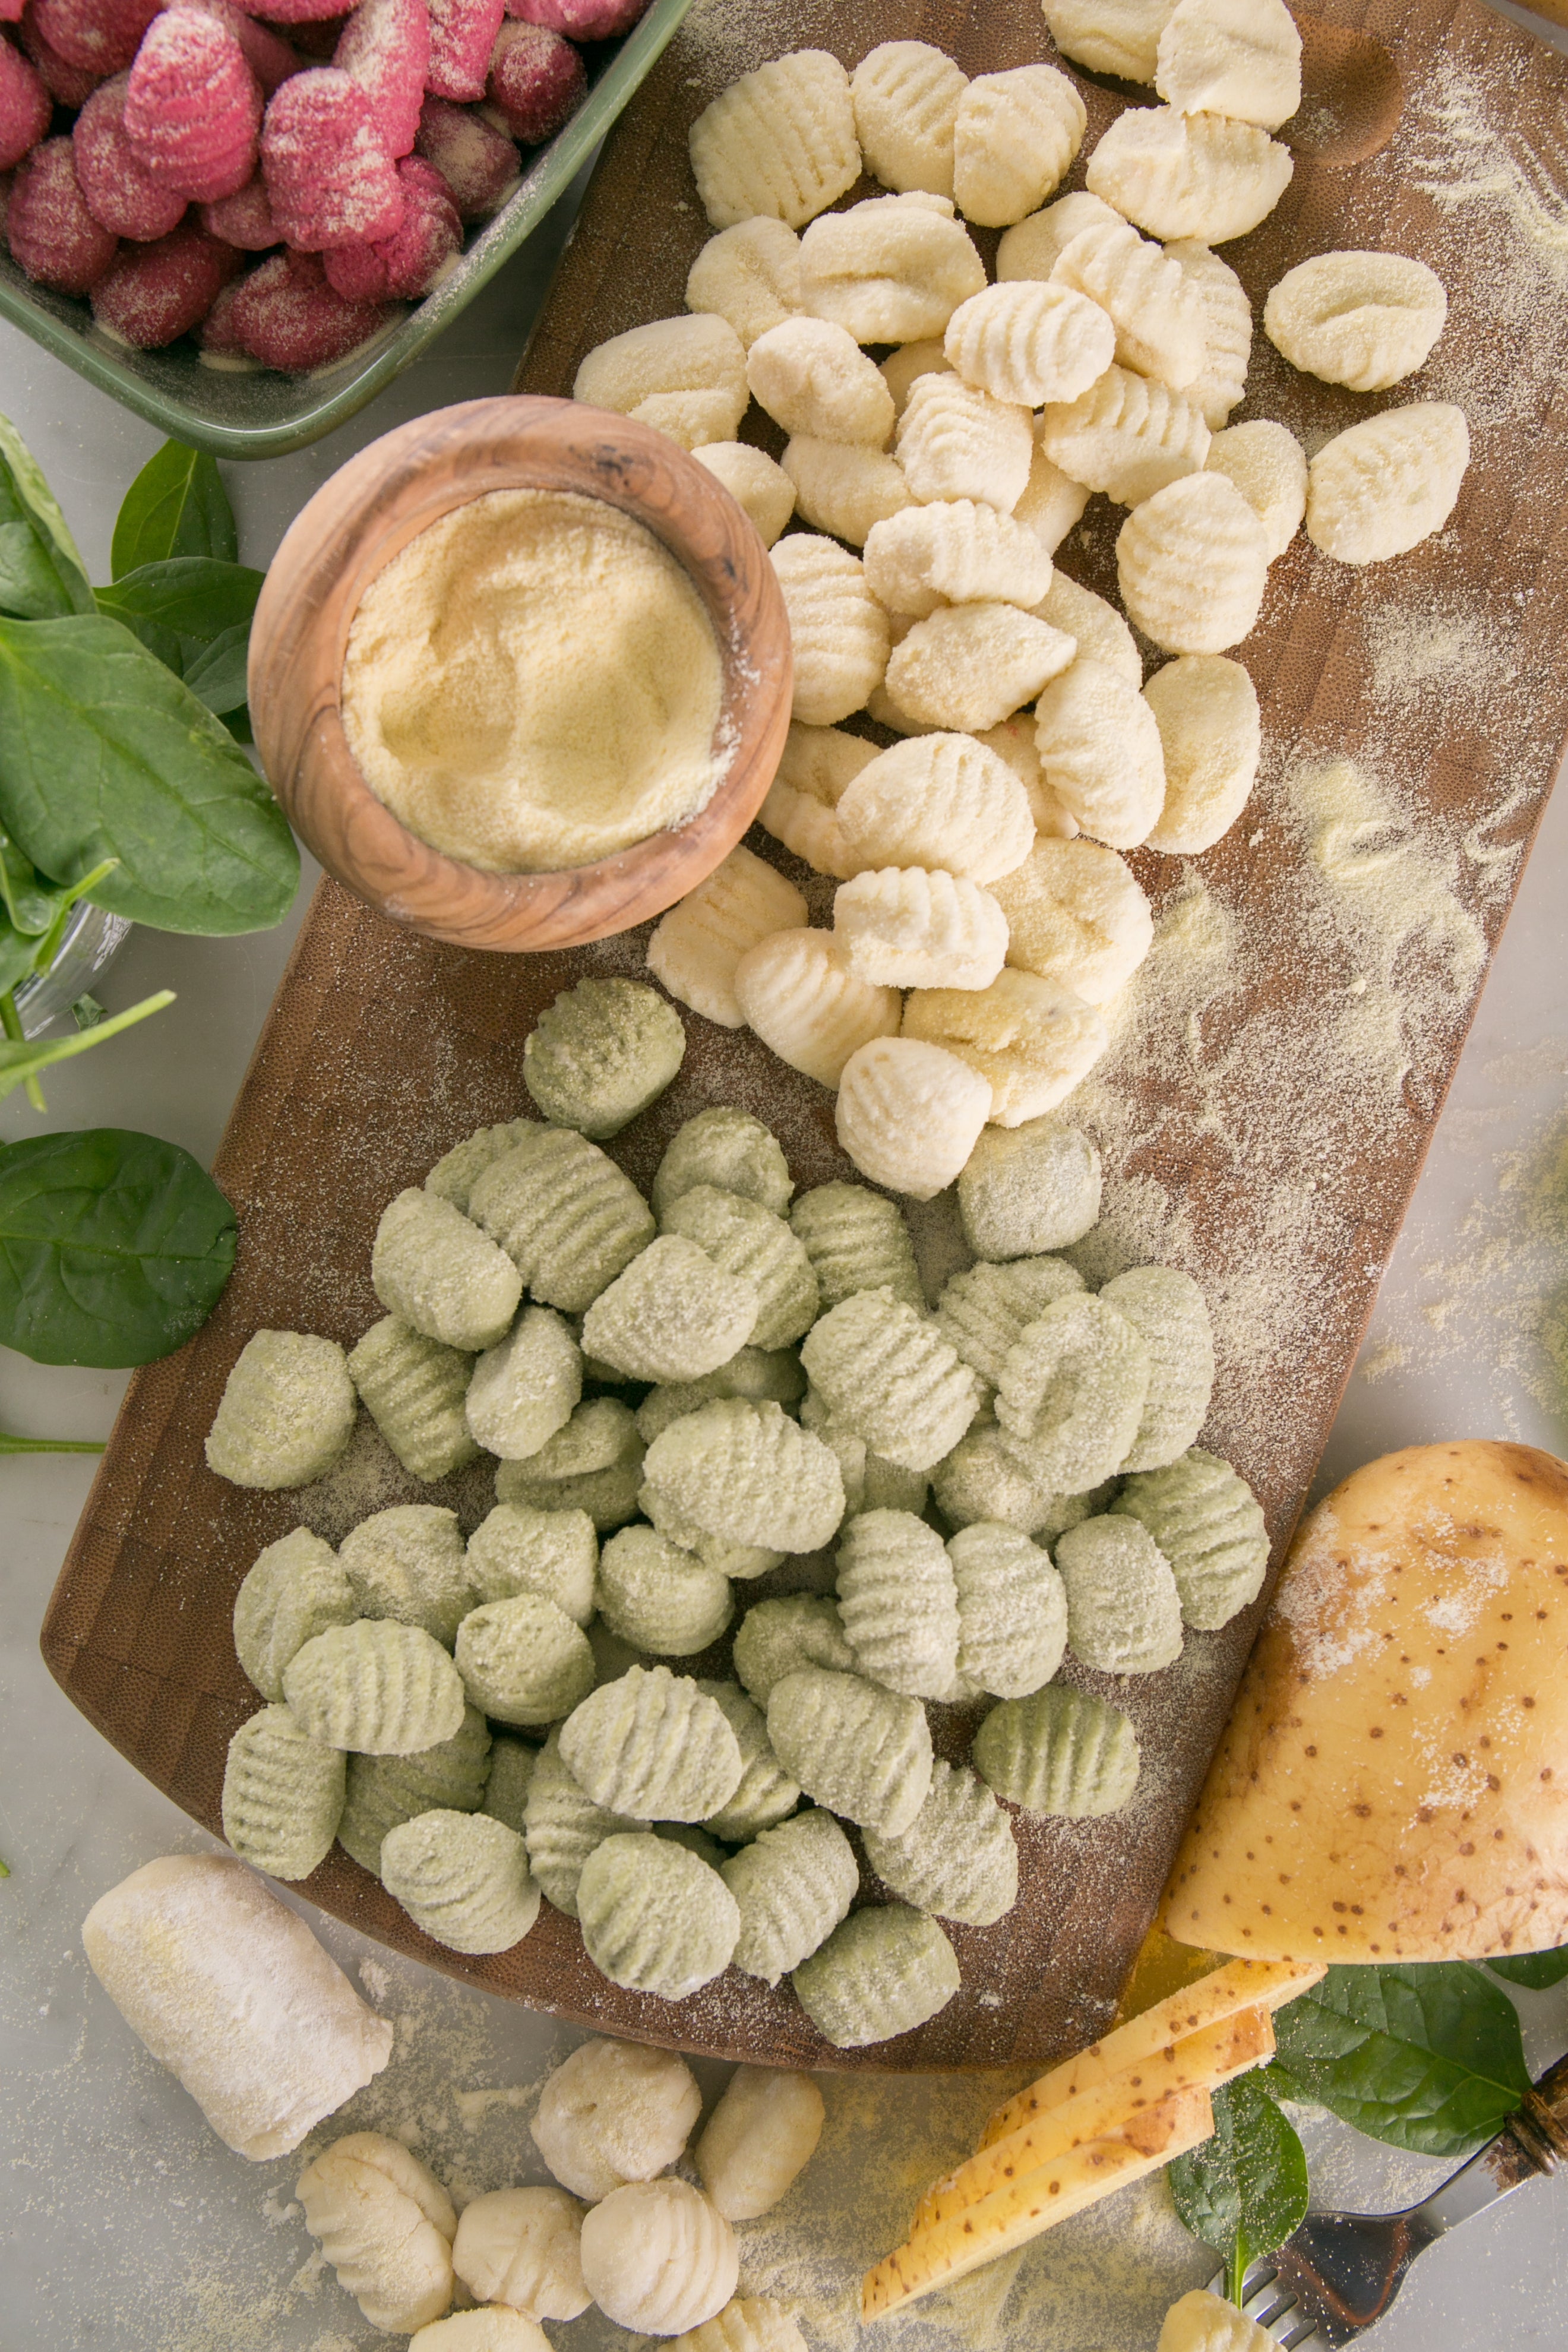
{"left": 248, "top": 395, "right": 793, "bottom": 953}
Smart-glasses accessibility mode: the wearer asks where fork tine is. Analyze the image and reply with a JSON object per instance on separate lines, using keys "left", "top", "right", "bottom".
{"left": 1247, "top": 2283, "right": 1302, "bottom": 2329}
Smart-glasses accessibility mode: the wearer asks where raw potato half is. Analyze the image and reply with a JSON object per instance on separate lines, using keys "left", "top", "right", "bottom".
{"left": 1167, "top": 1442, "right": 1568, "bottom": 1964}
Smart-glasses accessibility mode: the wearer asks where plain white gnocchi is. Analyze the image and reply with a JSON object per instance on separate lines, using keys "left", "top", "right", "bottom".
{"left": 757, "top": 721, "right": 875, "bottom": 877}
{"left": 685, "top": 218, "right": 802, "bottom": 349}
{"left": 995, "top": 189, "right": 1122, "bottom": 283}
{"left": 1305, "top": 402, "right": 1470, "bottom": 564}
{"left": 782, "top": 438, "right": 913, "bottom": 545}
{"left": 296, "top": 2133, "right": 456, "bottom": 2335}
{"left": 952, "top": 63, "right": 1087, "bottom": 228}
{"left": 864, "top": 497, "right": 1054, "bottom": 615}
{"left": 573, "top": 314, "right": 747, "bottom": 450}
{"left": 1086, "top": 106, "right": 1294, "bottom": 245}
{"left": 770, "top": 536, "right": 891, "bottom": 725}
{"left": 691, "top": 442, "right": 796, "bottom": 546}
{"left": 1117, "top": 470, "right": 1270, "bottom": 652}
{"left": 530, "top": 2037, "right": 701, "bottom": 2202}
{"left": 1051, "top": 216, "right": 1205, "bottom": 390}
{"left": 1205, "top": 418, "right": 1307, "bottom": 559}
{"left": 694, "top": 2066, "right": 826, "bottom": 2219}
{"left": 1166, "top": 239, "right": 1253, "bottom": 428}
{"left": 732, "top": 928, "right": 902, "bottom": 1088}
{"left": 746, "top": 316, "right": 895, "bottom": 445}
{"left": 451, "top": 2186, "right": 590, "bottom": 2321}
{"left": 835, "top": 865, "right": 1010, "bottom": 991}
{"left": 1038, "top": 363, "right": 1211, "bottom": 505}
{"left": 885, "top": 602, "right": 1075, "bottom": 733}
{"left": 1013, "top": 429, "right": 1092, "bottom": 554}
{"left": 1155, "top": 0, "right": 1303, "bottom": 129}
{"left": 647, "top": 845, "right": 808, "bottom": 1029}
{"left": 688, "top": 50, "right": 860, "bottom": 230}
{"left": 991, "top": 834, "right": 1155, "bottom": 1003}
{"left": 1033, "top": 657, "right": 1168, "bottom": 848}
{"left": 1264, "top": 249, "right": 1447, "bottom": 393}
{"left": 578, "top": 2177, "right": 738, "bottom": 2337}
{"left": 896, "top": 369, "right": 1035, "bottom": 510}
{"left": 1042, "top": 0, "right": 1175, "bottom": 81}
{"left": 943, "top": 278, "right": 1115, "bottom": 407}
{"left": 902, "top": 970, "right": 1109, "bottom": 1125}
{"left": 851, "top": 40, "right": 966, "bottom": 198}
{"left": 799, "top": 192, "right": 986, "bottom": 343}
{"left": 1143, "top": 653, "right": 1262, "bottom": 853}
{"left": 834, "top": 732, "right": 1037, "bottom": 883}
{"left": 1032, "top": 569, "right": 1143, "bottom": 689}
{"left": 879, "top": 337, "right": 953, "bottom": 415}
{"left": 834, "top": 1035, "right": 994, "bottom": 1197}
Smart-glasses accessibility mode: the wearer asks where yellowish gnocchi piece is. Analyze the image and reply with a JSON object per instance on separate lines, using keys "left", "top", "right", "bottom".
{"left": 692, "top": 442, "right": 795, "bottom": 548}
{"left": 975, "top": 716, "right": 1077, "bottom": 839}
{"left": 451, "top": 2186, "right": 590, "bottom": 2322}
{"left": 902, "top": 970, "right": 1109, "bottom": 1126}
{"left": 991, "top": 834, "right": 1154, "bottom": 1004}
{"left": 1265, "top": 251, "right": 1448, "bottom": 393}
{"left": 688, "top": 50, "right": 859, "bottom": 231}
{"left": 1205, "top": 418, "right": 1306, "bottom": 559}
{"left": 995, "top": 189, "right": 1121, "bottom": 283}
{"left": 896, "top": 370, "right": 1034, "bottom": 510}
{"left": 943, "top": 279, "right": 1114, "bottom": 407}
{"left": 296, "top": 2134, "right": 456, "bottom": 2334}
{"left": 671, "top": 2300, "right": 808, "bottom": 2352}
{"left": 1042, "top": 0, "right": 1175, "bottom": 80}
{"left": 1032, "top": 569, "right": 1143, "bottom": 690}
{"left": 747, "top": 315, "right": 894, "bottom": 445}
{"left": 757, "top": 721, "right": 874, "bottom": 878}
{"left": 1051, "top": 217, "right": 1204, "bottom": 389}
{"left": 952, "top": 64, "right": 1087, "bottom": 229}
{"left": 886, "top": 602, "right": 1076, "bottom": 733}
{"left": 834, "top": 865, "right": 1009, "bottom": 992}
{"left": 879, "top": 337, "right": 953, "bottom": 416}
{"left": 694, "top": 2070, "right": 825, "bottom": 2223}
{"left": 685, "top": 217, "right": 802, "bottom": 349}
{"left": 1305, "top": 402, "right": 1470, "bottom": 564}
{"left": 834, "top": 732, "right": 1036, "bottom": 885}
{"left": 799, "top": 192, "right": 986, "bottom": 344}
{"left": 1159, "top": 2288, "right": 1280, "bottom": 2352}
{"left": 1144, "top": 653, "right": 1262, "bottom": 853}
{"left": 851, "top": 41, "right": 967, "bottom": 198}
{"left": 770, "top": 536, "right": 891, "bottom": 726}
{"left": 1087, "top": 107, "right": 1294, "bottom": 245}
{"left": 732, "top": 928, "right": 901, "bottom": 1089}
{"left": 1038, "top": 362, "right": 1210, "bottom": 505}
{"left": 864, "top": 500, "right": 1051, "bottom": 618}
{"left": 579, "top": 2177, "right": 738, "bottom": 2336}
{"left": 1013, "top": 431, "right": 1091, "bottom": 555}
{"left": 1166, "top": 239, "right": 1253, "bottom": 428}
{"left": 573, "top": 314, "right": 748, "bottom": 450}
{"left": 781, "top": 439, "right": 913, "bottom": 547}
{"left": 1155, "top": 0, "right": 1303, "bottom": 129}
{"left": 1033, "top": 657, "right": 1168, "bottom": 849}
{"left": 1118, "top": 471, "right": 1271, "bottom": 653}
{"left": 837, "top": 1029, "right": 994, "bottom": 1202}
{"left": 647, "top": 843, "right": 807, "bottom": 1029}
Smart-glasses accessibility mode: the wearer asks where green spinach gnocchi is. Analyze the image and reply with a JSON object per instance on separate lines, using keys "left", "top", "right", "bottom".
{"left": 521, "top": 975, "right": 686, "bottom": 1138}
{"left": 577, "top": 1832, "right": 740, "bottom": 2000}
{"left": 792, "top": 1903, "right": 960, "bottom": 2048}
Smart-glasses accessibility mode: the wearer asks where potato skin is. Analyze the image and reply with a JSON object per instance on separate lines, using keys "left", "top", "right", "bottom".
{"left": 1165, "top": 1441, "right": 1568, "bottom": 1964}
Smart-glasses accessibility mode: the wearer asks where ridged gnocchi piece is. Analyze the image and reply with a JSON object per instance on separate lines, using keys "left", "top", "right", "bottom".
{"left": 747, "top": 315, "right": 895, "bottom": 445}
{"left": 340, "top": 1503, "right": 472, "bottom": 1645}
{"left": 782, "top": 438, "right": 914, "bottom": 546}
{"left": 767, "top": 1666, "right": 934, "bottom": 1836}
{"left": 643, "top": 1397, "right": 846, "bottom": 1552}
{"left": 573, "top": 314, "right": 748, "bottom": 450}
{"left": 791, "top": 1182, "right": 924, "bottom": 1312}
{"left": 481, "top": 1734, "right": 536, "bottom": 1835}
{"left": 685, "top": 217, "right": 802, "bottom": 349}
{"left": 407, "top": 2300, "right": 550, "bottom": 2344}
{"left": 523, "top": 975, "right": 685, "bottom": 1137}
{"left": 700, "top": 1680, "right": 802, "bottom": 1841}
{"left": 660, "top": 1184, "right": 820, "bottom": 1348}
{"left": 425, "top": 1116, "right": 538, "bottom": 1216}
{"left": 1033, "top": 658, "right": 1168, "bottom": 849}
{"left": 471, "top": 1127, "right": 655, "bottom": 1314}
{"left": 944, "top": 278, "right": 1114, "bottom": 407}
{"left": 1118, "top": 472, "right": 1270, "bottom": 653}
{"left": 636, "top": 1346, "right": 802, "bottom": 1446}
{"left": 381, "top": 1808, "right": 542, "bottom": 1953}
{"left": 1155, "top": 0, "right": 1302, "bottom": 129}
{"left": 523, "top": 1728, "right": 636, "bottom": 1916}
{"left": 693, "top": 442, "right": 796, "bottom": 547}
{"left": 733, "top": 928, "right": 902, "bottom": 1090}
{"left": 296, "top": 2133, "right": 456, "bottom": 2334}
{"left": 1101, "top": 1263, "right": 1217, "bottom": 1468}
{"left": 338, "top": 1704, "right": 492, "bottom": 1874}
{"left": 647, "top": 843, "right": 808, "bottom": 1030}
{"left": 933, "top": 1421, "right": 1099, "bottom": 1538}
{"left": 880, "top": 337, "right": 954, "bottom": 417}
{"left": 864, "top": 498, "right": 1054, "bottom": 617}
{"left": 466, "top": 1306, "right": 583, "bottom": 1465}
{"left": 864, "top": 1757, "right": 1019, "bottom": 1925}
{"left": 975, "top": 715, "right": 1077, "bottom": 839}
{"left": 688, "top": 50, "right": 859, "bottom": 230}
{"left": 347, "top": 1317, "right": 478, "bottom": 1482}
{"left": 1305, "top": 402, "right": 1470, "bottom": 564}
{"left": 284, "top": 1620, "right": 467, "bottom": 1756}
{"left": 949, "top": 1519, "right": 1069, "bottom": 1695}
{"left": 1039, "top": 362, "right": 1210, "bottom": 505}
{"left": 793, "top": 1902, "right": 960, "bottom": 2047}
{"left": 756, "top": 721, "right": 874, "bottom": 879}
{"left": 1114, "top": 1447, "right": 1269, "bottom": 1630}
{"left": 802, "top": 1285, "right": 982, "bottom": 1471}
{"left": 1087, "top": 106, "right": 1294, "bottom": 244}
{"left": 732, "top": 1594, "right": 857, "bottom": 1706}
{"left": 532, "top": 2037, "right": 701, "bottom": 2199}
{"left": 1205, "top": 419, "right": 1305, "bottom": 559}
{"left": 222, "top": 1703, "right": 345, "bottom": 1880}
{"left": 1042, "top": 0, "right": 1175, "bottom": 80}
{"left": 233, "top": 1528, "right": 355, "bottom": 1702}
{"left": 495, "top": 1397, "right": 646, "bottom": 1532}
{"left": 1013, "top": 431, "right": 1092, "bottom": 557}
{"left": 995, "top": 1291, "right": 1152, "bottom": 1493}
{"left": 640, "top": 1480, "right": 785, "bottom": 1583}
{"left": 1144, "top": 652, "right": 1262, "bottom": 853}
{"left": 960, "top": 1114, "right": 1104, "bottom": 1260}
{"left": 835, "top": 732, "right": 1036, "bottom": 884}
{"left": 1052, "top": 217, "right": 1205, "bottom": 389}
{"left": 997, "top": 189, "right": 1123, "bottom": 283}
{"left": 991, "top": 834, "right": 1155, "bottom": 1004}
{"left": 451, "top": 2185, "right": 590, "bottom": 2322}
{"left": 206, "top": 1329, "right": 358, "bottom": 1491}
{"left": 896, "top": 369, "right": 1035, "bottom": 510}
{"left": 561, "top": 1663, "right": 744, "bottom": 1821}
{"left": 903, "top": 970, "right": 1109, "bottom": 1127}
{"left": 722, "top": 1807, "right": 859, "bottom": 1983}
{"left": 889, "top": 602, "right": 1077, "bottom": 733}
{"left": 1265, "top": 250, "right": 1446, "bottom": 393}
{"left": 580, "top": 2178, "right": 738, "bottom": 2337}
{"left": 935, "top": 1256, "right": 1085, "bottom": 1390}
{"left": 456, "top": 1594, "right": 598, "bottom": 1726}
{"left": 836, "top": 1033, "right": 995, "bottom": 1199}
{"left": 973, "top": 1682, "right": 1142, "bottom": 1815}
{"left": 578, "top": 1832, "right": 741, "bottom": 1998}
{"left": 799, "top": 192, "right": 986, "bottom": 343}
{"left": 801, "top": 1387, "right": 930, "bottom": 1522}
{"left": 581, "top": 1235, "right": 760, "bottom": 1383}
{"left": 1159, "top": 2287, "right": 1279, "bottom": 2352}
{"left": 833, "top": 867, "right": 1006, "bottom": 994}
{"left": 1166, "top": 239, "right": 1253, "bottom": 427}
{"left": 1034, "top": 570, "right": 1144, "bottom": 689}
{"left": 655, "top": 1108, "right": 795, "bottom": 1222}
{"left": 836, "top": 1507, "right": 961, "bottom": 1697}
{"left": 695, "top": 2073, "right": 825, "bottom": 2224}
{"left": 770, "top": 535, "right": 891, "bottom": 726}
{"left": 953, "top": 63, "right": 1087, "bottom": 228}
{"left": 1057, "top": 1510, "right": 1185, "bottom": 1673}
{"left": 852, "top": 40, "right": 967, "bottom": 198}
{"left": 371, "top": 1188, "right": 521, "bottom": 1354}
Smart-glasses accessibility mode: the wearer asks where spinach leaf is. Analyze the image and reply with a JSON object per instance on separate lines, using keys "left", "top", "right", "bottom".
{"left": 1485, "top": 1946, "right": 1568, "bottom": 1990}
{"left": 0, "top": 919, "right": 36, "bottom": 998}
{"left": 0, "top": 614, "right": 298, "bottom": 935}
{"left": 0, "top": 412, "right": 94, "bottom": 620}
{"left": 1269, "top": 1963, "right": 1531, "bottom": 2157}
{"left": 181, "top": 621, "right": 252, "bottom": 717}
{"left": 0, "top": 1122, "right": 233, "bottom": 1365}
{"left": 94, "top": 557, "right": 263, "bottom": 647}
{"left": 0, "top": 827, "right": 59, "bottom": 935}
{"left": 0, "top": 989, "right": 172, "bottom": 1112}
{"left": 1169, "top": 2074, "right": 1309, "bottom": 2307}
{"left": 111, "top": 441, "right": 237, "bottom": 577}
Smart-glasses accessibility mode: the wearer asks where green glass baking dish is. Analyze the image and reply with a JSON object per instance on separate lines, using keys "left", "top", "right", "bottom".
{"left": 0, "top": 0, "right": 694, "bottom": 461}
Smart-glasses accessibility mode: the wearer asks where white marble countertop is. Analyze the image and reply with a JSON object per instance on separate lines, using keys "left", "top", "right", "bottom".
{"left": 4, "top": 154, "right": 1568, "bottom": 2352}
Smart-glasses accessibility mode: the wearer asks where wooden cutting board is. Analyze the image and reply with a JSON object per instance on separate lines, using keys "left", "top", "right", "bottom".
{"left": 42, "top": 0, "right": 1568, "bottom": 2071}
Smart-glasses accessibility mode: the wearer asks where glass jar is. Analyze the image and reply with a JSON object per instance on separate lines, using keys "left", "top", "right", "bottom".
{"left": 13, "top": 906, "right": 132, "bottom": 1038}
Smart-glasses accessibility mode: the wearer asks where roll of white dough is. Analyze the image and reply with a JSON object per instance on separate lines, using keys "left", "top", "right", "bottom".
{"left": 81, "top": 1852, "right": 394, "bottom": 2160}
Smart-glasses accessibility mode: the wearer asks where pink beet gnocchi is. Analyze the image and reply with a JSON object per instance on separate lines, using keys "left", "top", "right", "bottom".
{"left": 322, "top": 148, "right": 457, "bottom": 300}
{"left": 261, "top": 65, "right": 403, "bottom": 248}
{"left": 8, "top": 134, "right": 117, "bottom": 289}
{"left": 486, "top": 17, "right": 583, "bottom": 144}
{"left": 0, "top": 37, "right": 50, "bottom": 170}
{"left": 334, "top": 0, "right": 426, "bottom": 156}
{"left": 91, "top": 216, "right": 239, "bottom": 342}
{"left": 74, "top": 72, "right": 188, "bottom": 236}
{"left": 124, "top": 10, "right": 262, "bottom": 200}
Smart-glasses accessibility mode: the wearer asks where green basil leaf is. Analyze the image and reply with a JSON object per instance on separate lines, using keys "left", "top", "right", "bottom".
{"left": 0, "top": 411, "right": 94, "bottom": 619}
{"left": 1485, "top": 1946, "right": 1568, "bottom": 1990}
{"left": 94, "top": 557, "right": 263, "bottom": 647}
{"left": 0, "top": 1120, "right": 232, "bottom": 1365}
{"left": 1269, "top": 1963, "right": 1531, "bottom": 2157}
{"left": 0, "top": 614, "right": 298, "bottom": 936}
{"left": 110, "top": 441, "right": 237, "bottom": 577}
{"left": 1169, "top": 2074, "right": 1309, "bottom": 2299}
{"left": 181, "top": 621, "right": 252, "bottom": 717}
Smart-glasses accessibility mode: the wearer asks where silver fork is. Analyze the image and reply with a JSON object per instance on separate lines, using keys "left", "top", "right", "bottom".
{"left": 1206, "top": 2051, "right": 1568, "bottom": 2344}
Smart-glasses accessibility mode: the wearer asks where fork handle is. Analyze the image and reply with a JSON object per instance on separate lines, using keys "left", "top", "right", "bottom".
{"left": 1507, "top": 2050, "right": 1568, "bottom": 2173}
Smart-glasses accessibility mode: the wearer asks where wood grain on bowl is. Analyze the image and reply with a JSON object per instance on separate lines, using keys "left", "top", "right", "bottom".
{"left": 43, "top": 0, "right": 1568, "bottom": 2069}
